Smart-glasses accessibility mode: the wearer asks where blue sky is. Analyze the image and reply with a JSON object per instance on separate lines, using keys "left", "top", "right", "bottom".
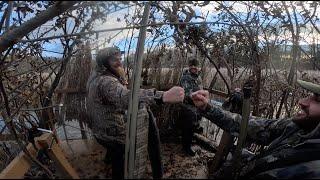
{"left": 107, "top": 4, "right": 205, "bottom": 55}
{"left": 0, "top": 3, "right": 203, "bottom": 58}
{"left": 1, "top": 1, "right": 320, "bottom": 59}
{"left": 0, "top": 2, "right": 65, "bottom": 58}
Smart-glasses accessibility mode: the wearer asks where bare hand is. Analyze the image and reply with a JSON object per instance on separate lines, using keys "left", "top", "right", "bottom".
{"left": 191, "top": 90, "right": 209, "bottom": 110}
{"left": 163, "top": 86, "right": 185, "bottom": 103}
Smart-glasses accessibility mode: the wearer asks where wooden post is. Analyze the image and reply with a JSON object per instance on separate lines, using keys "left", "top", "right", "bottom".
{"left": 0, "top": 133, "right": 79, "bottom": 179}
{"left": 36, "top": 133, "right": 79, "bottom": 179}
{"left": 194, "top": 133, "right": 217, "bottom": 153}
{"left": 231, "top": 86, "right": 252, "bottom": 179}
{"left": 0, "top": 143, "right": 37, "bottom": 179}
{"left": 206, "top": 90, "right": 231, "bottom": 176}
{"left": 209, "top": 132, "right": 233, "bottom": 174}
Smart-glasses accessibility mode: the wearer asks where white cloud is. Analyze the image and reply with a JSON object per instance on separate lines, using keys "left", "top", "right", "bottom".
{"left": 196, "top": 1, "right": 249, "bottom": 16}
{"left": 91, "top": 1, "right": 320, "bottom": 54}
{"left": 92, "top": 1, "right": 254, "bottom": 53}
{"left": 92, "top": 5, "right": 141, "bottom": 51}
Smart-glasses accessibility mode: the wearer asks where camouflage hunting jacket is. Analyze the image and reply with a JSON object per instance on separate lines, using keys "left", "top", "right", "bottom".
{"left": 86, "top": 68, "right": 163, "bottom": 144}
{"left": 179, "top": 69, "right": 203, "bottom": 107}
{"left": 200, "top": 104, "right": 320, "bottom": 179}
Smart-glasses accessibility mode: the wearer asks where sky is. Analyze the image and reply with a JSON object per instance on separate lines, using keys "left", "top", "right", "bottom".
{"left": 90, "top": 2, "right": 227, "bottom": 55}
{"left": 92, "top": 1, "right": 320, "bottom": 54}
{"left": 1, "top": 1, "right": 320, "bottom": 58}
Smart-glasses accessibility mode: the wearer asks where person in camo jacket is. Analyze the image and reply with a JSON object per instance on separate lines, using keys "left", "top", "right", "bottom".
{"left": 86, "top": 46, "right": 185, "bottom": 179}
{"left": 178, "top": 58, "right": 204, "bottom": 156}
{"left": 191, "top": 80, "right": 320, "bottom": 178}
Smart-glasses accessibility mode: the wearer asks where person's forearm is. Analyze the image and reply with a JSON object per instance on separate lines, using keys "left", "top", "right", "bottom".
{"left": 110, "top": 86, "right": 163, "bottom": 110}
{"left": 129, "top": 89, "right": 164, "bottom": 106}
{"left": 200, "top": 104, "right": 241, "bottom": 136}
{"left": 200, "top": 104, "right": 287, "bottom": 146}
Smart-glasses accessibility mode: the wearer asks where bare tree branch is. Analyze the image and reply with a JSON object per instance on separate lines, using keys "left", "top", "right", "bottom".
{"left": 0, "top": 1, "right": 77, "bottom": 53}
{"left": 19, "top": 21, "right": 247, "bottom": 43}
{"left": 0, "top": 3, "right": 9, "bottom": 34}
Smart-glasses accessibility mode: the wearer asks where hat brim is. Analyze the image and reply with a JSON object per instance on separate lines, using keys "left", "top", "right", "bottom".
{"left": 297, "top": 80, "right": 320, "bottom": 94}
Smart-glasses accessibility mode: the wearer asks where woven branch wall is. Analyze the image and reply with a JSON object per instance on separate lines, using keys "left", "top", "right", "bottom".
{"left": 56, "top": 41, "right": 92, "bottom": 123}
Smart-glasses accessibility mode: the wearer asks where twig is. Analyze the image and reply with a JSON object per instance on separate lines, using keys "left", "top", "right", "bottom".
{"left": 20, "top": 21, "right": 251, "bottom": 43}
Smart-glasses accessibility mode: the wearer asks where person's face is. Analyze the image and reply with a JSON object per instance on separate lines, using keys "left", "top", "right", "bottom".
{"left": 292, "top": 93, "right": 320, "bottom": 130}
{"left": 189, "top": 65, "right": 198, "bottom": 74}
{"left": 108, "top": 54, "right": 123, "bottom": 69}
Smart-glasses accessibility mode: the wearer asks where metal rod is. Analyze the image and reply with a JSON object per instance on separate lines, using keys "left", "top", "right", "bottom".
{"left": 37, "top": 128, "right": 53, "bottom": 133}
{"left": 124, "top": 2, "right": 150, "bottom": 179}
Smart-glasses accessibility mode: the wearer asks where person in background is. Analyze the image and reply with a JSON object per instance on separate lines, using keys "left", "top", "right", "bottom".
{"left": 178, "top": 58, "right": 203, "bottom": 156}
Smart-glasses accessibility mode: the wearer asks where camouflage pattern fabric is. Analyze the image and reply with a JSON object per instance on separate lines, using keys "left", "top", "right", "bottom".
{"left": 179, "top": 69, "right": 203, "bottom": 106}
{"left": 253, "top": 160, "right": 320, "bottom": 178}
{"left": 200, "top": 104, "right": 320, "bottom": 178}
{"left": 86, "top": 69, "right": 163, "bottom": 144}
{"left": 178, "top": 69, "right": 203, "bottom": 126}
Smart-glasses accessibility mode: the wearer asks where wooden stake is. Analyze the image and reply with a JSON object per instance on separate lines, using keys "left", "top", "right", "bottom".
{"left": 36, "top": 133, "right": 80, "bottom": 179}
{"left": 0, "top": 133, "right": 79, "bottom": 179}
{"left": 0, "top": 143, "right": 37, "bottom": 179}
